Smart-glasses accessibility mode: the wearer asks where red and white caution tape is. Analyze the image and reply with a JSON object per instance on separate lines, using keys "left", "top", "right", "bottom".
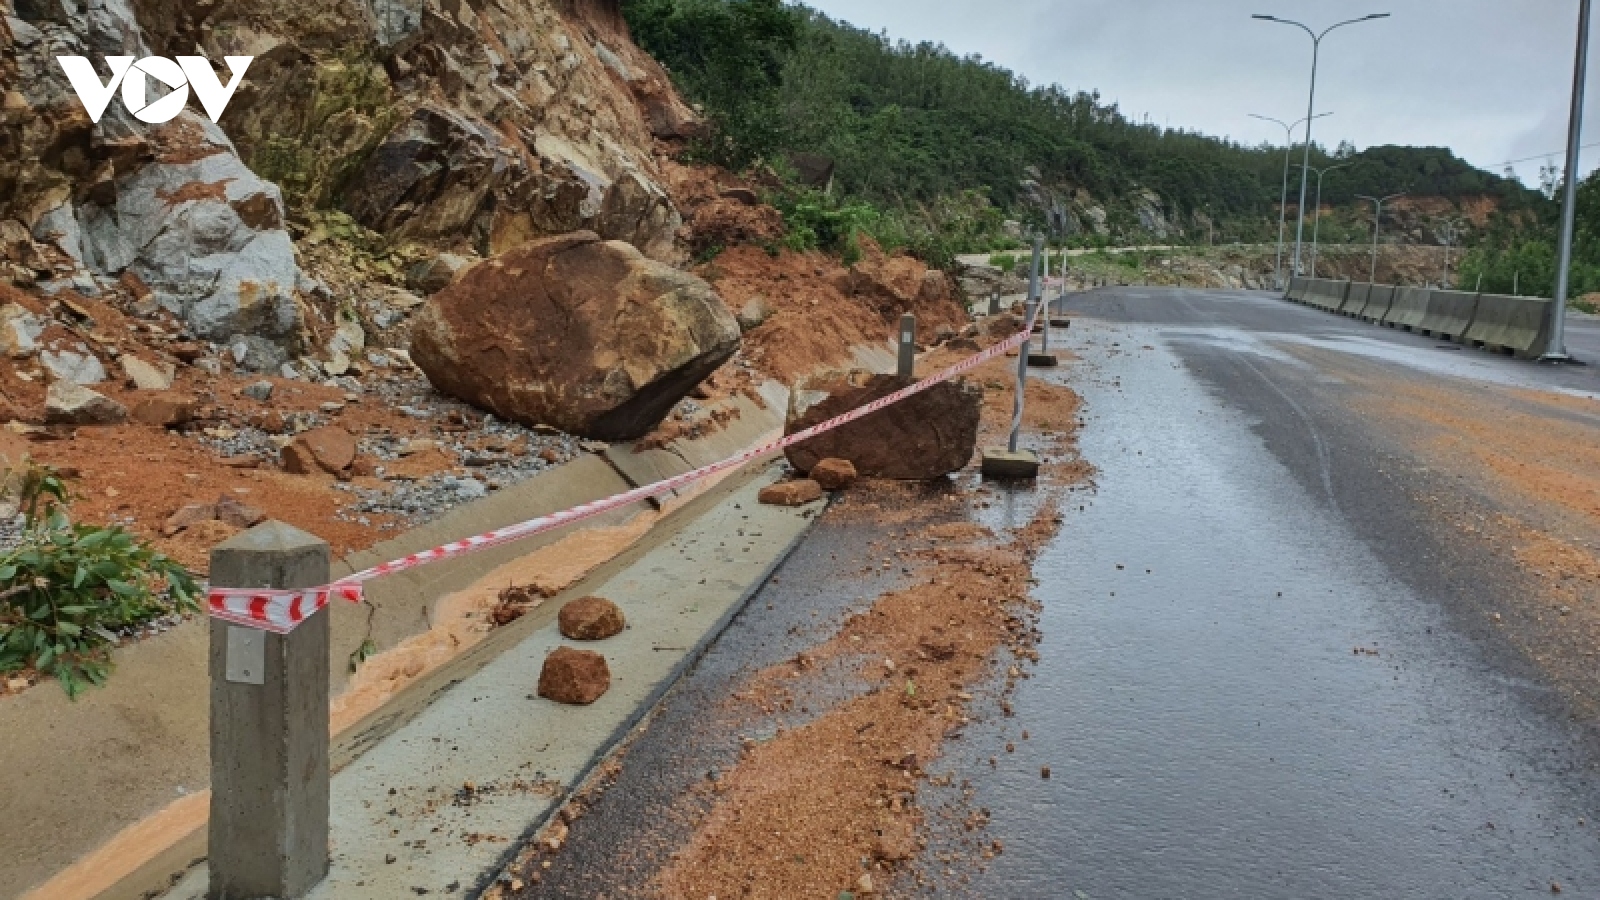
{"left": 209, "top": 307, "right": 1041, "bottom": 633}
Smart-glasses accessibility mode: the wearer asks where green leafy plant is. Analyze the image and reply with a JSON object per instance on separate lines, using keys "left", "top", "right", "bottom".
{"left": 0, "top": 459, "right": 199, "bottom": 697}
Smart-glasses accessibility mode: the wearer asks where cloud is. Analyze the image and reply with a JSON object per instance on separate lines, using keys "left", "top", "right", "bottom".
{"left": 801, "top": 0, "right": 1596, "bottom": 184}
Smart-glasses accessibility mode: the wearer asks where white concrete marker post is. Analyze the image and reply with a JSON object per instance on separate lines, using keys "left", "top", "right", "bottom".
{"left": 208, "top": 521, "right": 332, "bottom": 900}
{"left": 897, "top": 312, "right": 917, "bottom": 378}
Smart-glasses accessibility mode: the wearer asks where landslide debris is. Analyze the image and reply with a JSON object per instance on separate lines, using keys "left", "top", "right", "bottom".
{"left": 409, "top": 232, "right": 741, "bottom": 441}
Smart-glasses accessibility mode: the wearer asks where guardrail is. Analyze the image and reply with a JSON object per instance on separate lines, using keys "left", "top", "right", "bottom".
{"left": 1281, "top": 279, "right": 1553, "bottom": 359}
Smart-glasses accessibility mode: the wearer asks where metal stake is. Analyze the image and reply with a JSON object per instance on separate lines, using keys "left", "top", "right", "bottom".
{"left": 1010, "top": 235, "right": 1043, "bottom": 453}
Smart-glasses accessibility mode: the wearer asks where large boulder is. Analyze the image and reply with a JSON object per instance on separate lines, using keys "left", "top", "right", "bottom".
{"left": 784, "top": 371, "right": 982, "bottom": 480}
{"left": 410, "top": 232, "right": 741, "bottom": 441}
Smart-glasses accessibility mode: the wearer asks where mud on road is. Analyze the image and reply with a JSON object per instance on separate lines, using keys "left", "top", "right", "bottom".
{"left": 488, "top": 339, "right": 1088, "bottom": 899}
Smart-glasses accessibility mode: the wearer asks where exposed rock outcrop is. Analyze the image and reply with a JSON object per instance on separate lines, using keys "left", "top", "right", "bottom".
{"left": 123, "top": 0, "right": 697, "bottom": 260}
{"left": 1, "top": 4, "right": 303, "bottom": 361}
{"left": 410, "top": 231, "right": 740, "bottom": 441}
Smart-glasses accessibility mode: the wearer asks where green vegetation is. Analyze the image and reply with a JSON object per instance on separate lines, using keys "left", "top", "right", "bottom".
{"left": 0, "top": 460, "right": 199, "bottom": 697}
{"left": 1459, "top": 172, "right": 1600, "bottom": 298}
{"left": 625, "top": 0, "right": 1531, "bottom": 265}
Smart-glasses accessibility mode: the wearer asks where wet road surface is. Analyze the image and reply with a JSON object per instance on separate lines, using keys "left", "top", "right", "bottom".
{"left": 518, "top": 288, "right": 1600, "bottom": 898}
{"left": 938, "top": 288, "right": 1600, "bottom": 897}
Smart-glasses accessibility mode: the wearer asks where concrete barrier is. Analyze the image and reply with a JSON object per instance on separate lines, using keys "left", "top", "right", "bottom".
{"left": 1462, "top": 294, "right": 1554, "bottom": 358}
{"left": 1360, "top": 285, "right": 1396, "bottom": 322}
{"left": 1340, "top": 283, "right": 1371, "bottom": 318}
{"left": 1285, "top": 277, "right": 1309, "bottom": 302}
{"left": 1417, "top": 290, "right": 1481, "bottom": 341}
{"left": 1305, "top": 279, "right": 1349, "bottom": 312}
{"left": 1383, "top": 287, "right": 1431, "bottom": 331}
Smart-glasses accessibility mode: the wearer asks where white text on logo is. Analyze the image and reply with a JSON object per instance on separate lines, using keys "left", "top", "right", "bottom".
{"left": 55, "top": 56, "right": 253, "bottom": 124}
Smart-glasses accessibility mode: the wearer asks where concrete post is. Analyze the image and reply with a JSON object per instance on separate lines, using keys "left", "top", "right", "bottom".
{"left": 988, "top": 291, "right": 1000, "bottom": 315}
{"left": 208, "top": 521, "right": 332, "bottom": 900}
{"left": 896, "top": 313, "right": 917, "bottom": 378}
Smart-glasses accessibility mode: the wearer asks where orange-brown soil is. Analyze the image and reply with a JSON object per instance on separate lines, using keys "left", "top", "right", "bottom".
{"left": 490, "top": 321, "right": 1086, "bottom": 899}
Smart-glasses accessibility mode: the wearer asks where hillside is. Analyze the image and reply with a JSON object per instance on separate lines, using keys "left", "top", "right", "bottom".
{"left": 625, "top": 0, "right": 1539, "bottom": 262}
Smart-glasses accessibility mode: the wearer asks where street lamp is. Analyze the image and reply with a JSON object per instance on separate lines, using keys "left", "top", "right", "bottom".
{"left": 1440, "top": 218, "right": 1465, "bottom": 287}
{"left": 1545, "top": 0, "right": 1591, "bottom": 362}
{"left": 1355, "top": 192, "right": 1405, "bottom": 284}
{"left": 1250, "top": 111, "right": 1333, "bottom": 290}
{"left": 1254, "top": 12, "right": 1391, "bottom": 277}
{"left": 1295, "top": 161, "right": 1353, "bottom": 278}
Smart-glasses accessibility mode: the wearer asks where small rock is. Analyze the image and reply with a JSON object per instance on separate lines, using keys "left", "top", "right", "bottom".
{"left": 758, "top": 479, "right": 823, "bottom": 507}
{"left": 407, "top": 253, "right": 474, "bottom": 295}
{"left": 282, "top": 426, "right": 358, "bottom": 475}
{"left": 45, "top": 381, "right": 125, "bottom": 425}
{"left": 719, "top": 187, "right": 760, "bottom": 206}
{"left": 119, "top": 356, "right": 175, "bottom": 391}
{"left": 163, "top": 503, "right": 216, "bottom": 536}
{"left": 809, "top": 458, "right": 857, "bottom": 491}
{"left": 0, "top": 303, "right": 44, "bottom": 358}
{"left": 214, "top": 495, "right": 267, "bottom": 529}
{"left": 129, "top": 392, "right": 196, "bottom": 427}
{"left": 537, "top": 646, "right": 611, "bottom": 705}
{"left": 241, "top": 380, "right": 274, "bottom": 402}
{"left": 558, "top": 596, "right": 626, "bottom": 641}
{"left": 857, "top": 873, "right": 875, "bottom": 894}
{"left": 1041, "top": 766, "right": 1051, "bottom": 779}
{"left": 41, "top": 348, "right": 107, "bottom": 385}
{"left": 736, "top": 296, "right": 773, "bottom": 332}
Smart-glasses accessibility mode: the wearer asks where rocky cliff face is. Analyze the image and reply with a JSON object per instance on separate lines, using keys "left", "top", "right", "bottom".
{"left": 0, "top": 0, "right": 699, "bottom": 364}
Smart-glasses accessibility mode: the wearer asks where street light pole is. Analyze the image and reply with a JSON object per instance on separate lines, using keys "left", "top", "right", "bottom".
{"left": 1296, "top": 161, "right": 1352, "bottom": 278}
{"left": 1441, "top": 218, "right": 1463, "bottom": 288}
{"left": 1250, "top": 112, "right": 1332, "bottom": 291}
{"left": 1545, "top": 0, "right": 1591, "bottom": 362}
{"left": 1255, "top": 13, "right": 1391, "bottom": 277}
{"left": 1356, "top": 192, "right": 1405, "bottom": 284}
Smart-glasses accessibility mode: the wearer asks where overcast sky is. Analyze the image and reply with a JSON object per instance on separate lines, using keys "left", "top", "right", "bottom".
{"left": 801, "top": 0, "right": 1597, "bottom": 186}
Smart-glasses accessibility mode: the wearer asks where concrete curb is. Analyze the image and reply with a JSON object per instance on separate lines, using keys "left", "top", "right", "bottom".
{"left": 156, "top": 466, "right": 824, "bottom": 899}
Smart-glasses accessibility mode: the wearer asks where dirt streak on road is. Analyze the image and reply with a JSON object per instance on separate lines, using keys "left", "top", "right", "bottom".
{"left": 490, "top": 339, "right": 1087, "bottom": 899}
{"left": 1292, "top": 343, "right": 1600, "bottom": 713}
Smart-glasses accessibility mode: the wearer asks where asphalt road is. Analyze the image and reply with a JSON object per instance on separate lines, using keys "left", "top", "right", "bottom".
{"left": 938, "top": 288, "right": 1600, "bottom": 897}
{"left": 512, "top": 288, "right": 1600, "bottom": 898}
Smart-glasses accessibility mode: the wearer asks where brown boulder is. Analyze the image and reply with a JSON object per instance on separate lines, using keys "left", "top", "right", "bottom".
{"left": 758, "top": 479, "right": 824, "bottom": 507}
{"left": 537, "top": 647, "right": 612, "bottom": 706}
{"left": 810, "top": 458, "right": 858, "bottom": 491}
{"left": 784, "top": 372, "right": 981, "bottom": 480}
{"left": 558, "top": 596, "right": 626, "bottom": 641}
{"left": 410, "top": 232, "right": 741, "bottom": 441}
{"left": 129, "top": 392, "right": 197, "bottom": 427}
{"left": 282, "top": 426, "right": 357, "bottom": 475}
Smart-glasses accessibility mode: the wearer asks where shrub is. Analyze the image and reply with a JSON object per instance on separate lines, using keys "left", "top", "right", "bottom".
{"left": 0, "top": 460, "right": 199, "bottom": 697}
